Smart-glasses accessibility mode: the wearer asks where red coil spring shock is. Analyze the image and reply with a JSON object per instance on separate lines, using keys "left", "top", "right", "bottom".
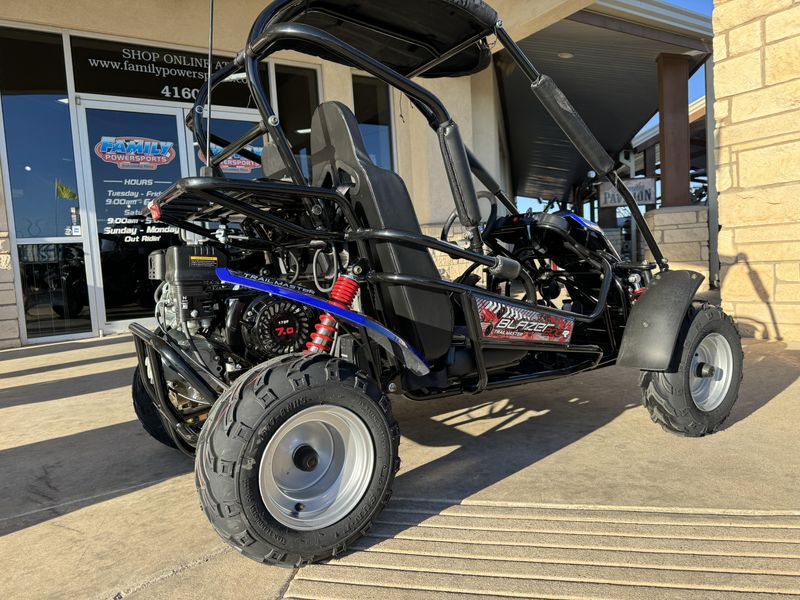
{"left": 306, "top": 275, "right": 360, "bottom": 353}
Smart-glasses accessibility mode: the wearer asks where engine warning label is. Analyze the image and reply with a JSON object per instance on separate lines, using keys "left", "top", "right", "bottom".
{"left": 477, "top": 297, "right": 574, "bottom": 343}
{"left": 190, "top": 255, "right": 218, "bottom": 268}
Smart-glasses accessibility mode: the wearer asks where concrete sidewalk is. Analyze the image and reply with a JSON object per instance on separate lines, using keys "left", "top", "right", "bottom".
{"left": 0, "top": 336, "right": 799, "bottom": 599}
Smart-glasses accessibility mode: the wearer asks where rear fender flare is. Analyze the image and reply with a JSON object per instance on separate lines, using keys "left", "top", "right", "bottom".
{"left": 617, "top": 270, "right": 704, "bottom": 371}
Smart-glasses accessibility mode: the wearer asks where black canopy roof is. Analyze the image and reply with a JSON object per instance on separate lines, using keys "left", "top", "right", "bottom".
{"left": 283, "top": 0, "right": 497, "bottom": 77}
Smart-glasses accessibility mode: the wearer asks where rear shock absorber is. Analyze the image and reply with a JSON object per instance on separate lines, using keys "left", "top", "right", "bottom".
{"left": 306, "top": 275, "right": 360, "bottom": 354}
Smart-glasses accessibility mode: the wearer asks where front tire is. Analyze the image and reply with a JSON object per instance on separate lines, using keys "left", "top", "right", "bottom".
{"left": 195, "top": 354, "right": 399, "bottom": 566}
{"left": 641, "top": 305, "right": 743, "bottom": 436}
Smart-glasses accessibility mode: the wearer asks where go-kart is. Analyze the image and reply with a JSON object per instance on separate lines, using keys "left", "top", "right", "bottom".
{"left": 130, "top": 0, "right": 743, "bottom": 566}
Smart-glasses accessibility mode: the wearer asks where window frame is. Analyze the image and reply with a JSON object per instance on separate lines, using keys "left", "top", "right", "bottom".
{"left": 351, "top": 69, "right": 398, "bottom": 173}
{"left": 272, "top": 58, "right": 324, "bottom": 180}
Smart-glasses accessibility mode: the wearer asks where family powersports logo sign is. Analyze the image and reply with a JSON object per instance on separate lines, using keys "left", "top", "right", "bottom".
{"left": 198, "top": 143, "right": 262, "bottom": 174}
{"left": 94, "top": 136, "right": 176, "bottom": 170}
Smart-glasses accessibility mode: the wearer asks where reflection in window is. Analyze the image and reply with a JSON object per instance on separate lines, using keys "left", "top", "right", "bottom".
{"left": 0, "top": 28, "right": 81, "bottom": 239}
{"left": 195, "top": 118, "right": 264, "bottom": 180}
{"left": 275, "top": 65, "right": 319, "bottom": 180}
{"left": 353, "top": 75, "right": 393, "bottom": 171}
{"left": 18, "top": 243, "right": 91, "bottom": 338}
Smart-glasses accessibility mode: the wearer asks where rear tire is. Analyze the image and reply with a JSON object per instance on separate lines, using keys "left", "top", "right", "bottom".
{"left": 195, "top": 354, "right": 399, "bottom": 566}
{"left": 641, "top": 305, "right": 743, "bottom": 436}
{"left": 132, "top": 368, "right": 177, "bottom": 449}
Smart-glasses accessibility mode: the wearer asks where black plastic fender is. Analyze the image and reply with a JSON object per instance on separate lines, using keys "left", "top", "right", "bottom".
{"left": 617, "top": 270, "right": 704, "bottom": 371}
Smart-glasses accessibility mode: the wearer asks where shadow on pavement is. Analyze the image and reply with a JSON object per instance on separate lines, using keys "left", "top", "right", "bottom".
{"left": 392, "top": 365, "right": 637, "bottom": 500}
{"left": 0, "top": 421, "right": 192, "bottom": 536}
{"left": 0, "top": 368, "right": 138, "bottom": 409}
{"left": 360, "top": 341, "right": 800, "bottom": 547}
{"left": 0, "top": 334, "right": 132, "bottom": 362}
{"left": 0, "top": 352, "right": 137, "bottom": 380}
{"left": 2, "top": 338, "right": 796, "bottom": 545}
{"left": 727, "top": 340, "right": 800, "bottom": 426}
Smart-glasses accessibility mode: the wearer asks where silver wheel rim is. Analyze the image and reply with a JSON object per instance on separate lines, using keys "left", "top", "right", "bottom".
{"left": 259, "top": 405, "right": 374, "bottom": 530}
{"left": 690, "top": 332, "right": 734, "bottom": 412}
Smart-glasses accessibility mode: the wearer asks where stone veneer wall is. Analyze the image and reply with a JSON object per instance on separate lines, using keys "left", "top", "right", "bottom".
{"left": 420, "top": 223, "right": 475, "bottom": 281}
{"left": 713, "top": 0, "right": 800, "bottom": 341}
{"left": 644, "top": 205, "right": 710, "bottom": 282}
{"left": 0, "top": 169, "right": 20, "bottom": 349}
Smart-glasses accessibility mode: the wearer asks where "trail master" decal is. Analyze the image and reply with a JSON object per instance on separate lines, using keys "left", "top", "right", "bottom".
{"left": 477, "top": 297, "right": 574, "bottom": 343}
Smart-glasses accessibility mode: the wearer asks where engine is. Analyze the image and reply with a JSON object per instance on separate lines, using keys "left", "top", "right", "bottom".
{"left": 148, "top": 245, "right": 317, "bottom": 395}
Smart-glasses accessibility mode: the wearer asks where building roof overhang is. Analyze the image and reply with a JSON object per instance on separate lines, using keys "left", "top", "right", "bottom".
{"left": 495, "top": 0, "right": 711, "bottom": 200}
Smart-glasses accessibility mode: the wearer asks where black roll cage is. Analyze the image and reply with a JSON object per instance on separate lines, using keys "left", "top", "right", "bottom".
{"left": 152, "top": 0, "right": 667, "bottom": 360}
{"left": 140, "top": 0, "right": 671, "bottom": 392}
{"left": 183, "top": 0, "right": 664, "bottom": 269}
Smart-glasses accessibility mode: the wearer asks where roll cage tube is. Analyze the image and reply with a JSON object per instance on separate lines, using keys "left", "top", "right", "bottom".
{"left": 493, "top": 25, "right": 667, "bottom": 271}
{"left": 405, "top": 93, "right": 517, "bottom": 215}
{"left": 249, "top": 22, "right": 483, "bottom": 249}
{"left": 187, "top": 2, "right": 664, "bottom": 268}
{"left": 210, "top": 19, "right": 484, "bottom": 250}
{"left": 368, "top": 255, "right": 613, "bottom": 325}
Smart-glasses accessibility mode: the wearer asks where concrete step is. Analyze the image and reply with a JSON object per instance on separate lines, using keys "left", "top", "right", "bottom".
{"left": 287, "top": 565, "right": 792, "bottom": 600}
{"left": 352, "top": 537, "right": 800, "bottom": 575}
{"left": 284, "top": 498, "right": 800, "bottom": 599}
{"left": 388, "top": 497, "right": 800, "bottom": 528}
{"left": 377, "top": 509, "right": 800, "bottom": 542}
{"left": 368, "top": 521, "right": 800, "bottom": 558}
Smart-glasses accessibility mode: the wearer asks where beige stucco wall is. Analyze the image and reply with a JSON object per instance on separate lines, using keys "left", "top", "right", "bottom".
{"left": 713, "top": 0, "right": 800, "bottom": 341}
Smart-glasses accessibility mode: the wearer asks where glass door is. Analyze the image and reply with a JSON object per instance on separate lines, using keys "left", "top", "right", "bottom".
{"left": 0, "top": 87, "right": 98, "bottom": 342}
{"left": 77, "top": 100, "right": 189, "bottom": 333}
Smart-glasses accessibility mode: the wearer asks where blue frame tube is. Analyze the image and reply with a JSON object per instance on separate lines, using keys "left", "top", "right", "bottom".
{"left": 216, "top": 268, "right": 431, "bottom": 376}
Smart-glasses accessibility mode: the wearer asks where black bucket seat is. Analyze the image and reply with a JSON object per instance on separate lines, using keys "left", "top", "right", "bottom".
{"left": 308, "top": 101, "right": 454, "bottom": 362}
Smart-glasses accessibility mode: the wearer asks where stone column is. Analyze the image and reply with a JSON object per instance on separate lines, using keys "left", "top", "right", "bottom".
{"left": 645, "top": 205, "right": 710, "bottom": 280}
{"left": 657, "top": 53, "right": 692, "bottom": 207}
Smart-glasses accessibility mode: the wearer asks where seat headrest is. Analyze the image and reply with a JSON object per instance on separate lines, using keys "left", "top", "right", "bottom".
{"left": 311, "top": 101, "right": 376, "bottom": 186}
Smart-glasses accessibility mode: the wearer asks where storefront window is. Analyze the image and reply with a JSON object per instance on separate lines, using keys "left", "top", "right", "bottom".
{"left": 352, "top": 75, "right": 393, "bottom": 170}
{"left": 275, "top": 65, "right": 319, "bottom": 179}
{"left": 1, "top": 28, "right": 94, "bottom": 339}
{"left": 17, "top": 243, "right": 91, "bottom": 337}
{"left": 0, "top": 28, "right": 81, "bottom": 239}
{"left": 1, "top": 28, "right": 324, "bottom": 339}
{"left": 70, "top": 37, "right": 265, "bottom": 108}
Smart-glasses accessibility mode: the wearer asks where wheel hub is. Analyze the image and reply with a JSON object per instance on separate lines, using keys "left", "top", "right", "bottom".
{"left": 259, "top": 405, "right": 375, "bottom": 530}
{"left": 292, "top": 444, "right": 320, "bottom": 472}
{"left": 689, "top": 333, "right": 734, "bottom": 412}
{"left": 695, "top": 362, "right": 716, "bottom": 378}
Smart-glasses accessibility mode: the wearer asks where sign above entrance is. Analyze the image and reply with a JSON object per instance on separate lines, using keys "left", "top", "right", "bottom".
{"left": 598, "top": 178, "right": 656, "bottom": 208}
{"left": 71, "top": 37, "right": 267, "bottom": 108}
